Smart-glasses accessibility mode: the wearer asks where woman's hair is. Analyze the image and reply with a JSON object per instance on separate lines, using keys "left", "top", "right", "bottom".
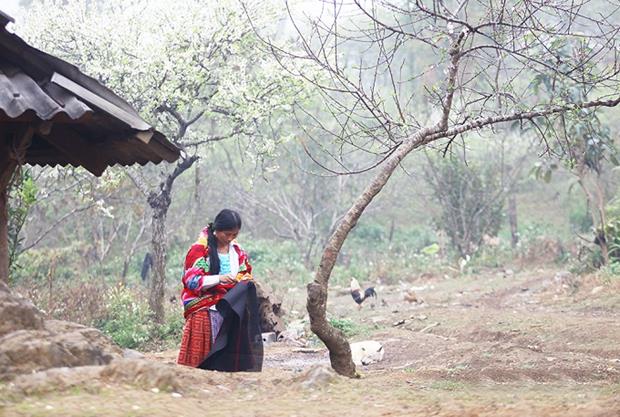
{"left": 207, "top": 209, "right": 242, "bottom": 274}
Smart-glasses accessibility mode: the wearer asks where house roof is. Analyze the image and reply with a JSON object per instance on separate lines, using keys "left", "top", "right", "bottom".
{"left": 0, "top": 13, "right": 180, "bottom": 176}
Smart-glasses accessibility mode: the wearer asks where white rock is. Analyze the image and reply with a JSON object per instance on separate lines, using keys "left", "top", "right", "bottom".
{"left": 350, "top": 341, "right": 385, "bottom": 366}
{"left": 123, "top": 349, "right": 145, "bottom": 359}
{"left": 262, "top": 332, "right": 277, "bottom": 344}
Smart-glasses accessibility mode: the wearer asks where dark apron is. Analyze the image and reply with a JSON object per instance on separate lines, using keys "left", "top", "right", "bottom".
{"left": 198, "top": 280, "right": 263, "bottom": 372}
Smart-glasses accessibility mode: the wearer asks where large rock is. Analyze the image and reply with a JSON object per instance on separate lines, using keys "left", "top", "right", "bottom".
{"left": 0, "top": 319, "right": 121, "bottom": 381}
{"left": 8, "top": 358, "right": 189, "bottom": 397}
{"left": 292, "top": 364, "right": 338, "bottom": 389}
{"left": 0, "top": 285, "right": 122, "bottom": 381}
{"left": 9, "top": 365, "right": 104, "bottom": 396}
{"left": 0, "top": 283, "right": 44, "bottom": 337}
{"left": 100, "top": 358, "right": 183, "bottom": 392}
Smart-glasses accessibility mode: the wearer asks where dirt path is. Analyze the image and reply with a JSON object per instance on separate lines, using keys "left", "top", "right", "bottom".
{"left": 1, "top": 268, "right": 619, "bottom": 416}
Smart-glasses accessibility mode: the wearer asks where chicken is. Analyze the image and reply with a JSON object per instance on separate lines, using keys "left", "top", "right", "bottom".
{"left": 403, "top": 289, "right": 418, "bottom": 303}
{"left": 350, "top": 278, "right": 377, "bottom": 306}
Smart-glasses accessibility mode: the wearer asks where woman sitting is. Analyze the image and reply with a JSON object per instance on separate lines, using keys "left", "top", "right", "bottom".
{"left": 177, "top": 209, "right": 262, "bottom": 371}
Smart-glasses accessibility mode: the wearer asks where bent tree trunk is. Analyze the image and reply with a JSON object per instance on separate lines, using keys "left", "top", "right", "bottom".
{"left": 307, "top": 128, "right": 434, "bottom": 377}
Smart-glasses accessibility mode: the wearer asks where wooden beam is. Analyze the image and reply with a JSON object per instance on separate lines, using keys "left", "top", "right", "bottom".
{"left": 0, "top": 10, "right": 15, "bottom": 28}
{"left": 25, "top": 147, "right": 70, "bottom": 166}
{"left": 38, "top": 125, "right": 108, "bottom": 176}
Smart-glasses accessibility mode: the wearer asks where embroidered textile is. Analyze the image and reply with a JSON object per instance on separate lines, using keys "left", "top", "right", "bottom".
{"left": 180, "top": 227, "right": 253, "bottom": 317}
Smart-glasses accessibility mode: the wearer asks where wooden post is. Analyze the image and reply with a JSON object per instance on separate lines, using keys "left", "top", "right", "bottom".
{"left": 0, "top": 186, "right": 11, "bottom": 284}
{"left": 0, "top": 127, "right": 34, "bottom": 284}
{"left": 0, "top": 138, "right": 15, "bottom": 284}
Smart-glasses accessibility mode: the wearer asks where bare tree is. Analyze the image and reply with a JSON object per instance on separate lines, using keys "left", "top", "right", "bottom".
{"left": 234, "top": 144, "right": 356, "bottom": 269}
{"left": 254, "top": 0, "right": 620, "bottom": 376}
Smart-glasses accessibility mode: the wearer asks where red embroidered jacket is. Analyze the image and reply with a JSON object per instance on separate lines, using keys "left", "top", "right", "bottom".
{"left": 180, "top": 227, "right": 252, "bottom": 318}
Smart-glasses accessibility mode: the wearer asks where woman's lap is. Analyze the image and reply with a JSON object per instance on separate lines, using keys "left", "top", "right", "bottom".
{"left": 209, "top": 309, "right": 224, "bottom": 344}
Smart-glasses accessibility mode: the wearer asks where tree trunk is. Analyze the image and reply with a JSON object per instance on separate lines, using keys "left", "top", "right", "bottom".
{"left": 388, "top": 217, "right": 395, "bottom": 246}
{"left": 508, "top": 193, "right": 518, "bottom": 249}
{"left": 148, "top": 194, "right": 171, "bottom": 324}
{"left": 120, "top": 258, "right": 130, "bottom": 284}
{"left": 308, "top": 128, "right": 433, "bottom": 377}
{"left": 577, "top": 173, "right": 609, "bottom": 265}
{"left": 120, "top": 215, "right": 147, "bottom": 285}
{"left": 594, "top": 176, "right": 610, "bottom": 264}
{"left": 136, "top": 155, "right": 197, "bottom": 323}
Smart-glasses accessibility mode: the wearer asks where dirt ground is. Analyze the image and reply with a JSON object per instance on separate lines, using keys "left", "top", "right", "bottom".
{"left": 1, "top": 267, "right": 619, "bottom": 417}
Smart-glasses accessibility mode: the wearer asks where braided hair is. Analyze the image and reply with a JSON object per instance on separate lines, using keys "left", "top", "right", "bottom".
{"left": 207, "top": 209, "right": 242, "bottom": 274}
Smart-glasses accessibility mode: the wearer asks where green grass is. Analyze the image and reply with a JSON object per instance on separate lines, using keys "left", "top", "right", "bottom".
{"left": 328, "top": 317, "right": 372, "bottom": 338}
{"left": 429, "top": 380, "right": 467, "bottom": 391}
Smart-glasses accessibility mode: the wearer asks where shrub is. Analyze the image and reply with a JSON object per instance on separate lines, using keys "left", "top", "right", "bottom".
{"left": 16, "top": 269, "right": 186, "bottom": 351}
{"left": 329, "top": 317, "right": 367, "bottom": 338}
{"left": 598, "top": 198, "right": 620, "bottom": 262}
{"left": 147, "top": 313, "right": 185, "bottom": 350}
{"left": 569, "top": 201, "right": 593, "bottom": 233}
{"left": 424, "top": 156, "right": 505, "bottom": 258}
{"left": 572, "top": 197, "right": 620, "bottom": 271}
{"left": 97, "top": 284, "right": 152, "bottom": 349}
{"left": 8, "top": 169, "right": 37, "bottom": 282}
{"left": 15, "top": 278, "right": 108, "bottom": 326}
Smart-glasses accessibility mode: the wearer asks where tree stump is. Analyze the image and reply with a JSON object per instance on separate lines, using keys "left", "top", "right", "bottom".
{"left": 255, "top": 281, "right": 285, "bottom": 335}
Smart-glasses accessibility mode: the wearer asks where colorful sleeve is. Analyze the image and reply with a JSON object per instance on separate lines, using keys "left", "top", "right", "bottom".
{"left": 184, "top": 244, "right": 206, "bottom": 270}
{"left": 235, "top": 245, "right": 253, "bottom": 280}
{"left": 182, "top": 245, "right": 213, "bottom": 292}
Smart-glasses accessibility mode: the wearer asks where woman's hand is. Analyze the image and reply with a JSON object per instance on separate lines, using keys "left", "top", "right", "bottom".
{"left": 218, "top": 273, "right": 236, "bottom": 284}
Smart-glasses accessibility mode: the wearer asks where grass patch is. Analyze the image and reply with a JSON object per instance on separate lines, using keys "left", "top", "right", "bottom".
{"left": 328, "top": 317, "right": 372, "bottom": 338}
{"left": 429, "top": 380, "right": 467, "bottom": 391}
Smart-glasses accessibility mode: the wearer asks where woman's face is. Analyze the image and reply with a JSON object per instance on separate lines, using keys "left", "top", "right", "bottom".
{"left": 214, "top": 228, "right": 240, "bottom": 247}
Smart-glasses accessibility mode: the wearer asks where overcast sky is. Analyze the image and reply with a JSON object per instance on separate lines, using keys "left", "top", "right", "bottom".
{"left": 2, "top": 0, "right": 21, "bottom": 17}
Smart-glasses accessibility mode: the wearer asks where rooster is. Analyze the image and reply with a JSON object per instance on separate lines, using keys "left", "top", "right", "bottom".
{"left": 350, "top": 278, "right": 377, "bottom": 307}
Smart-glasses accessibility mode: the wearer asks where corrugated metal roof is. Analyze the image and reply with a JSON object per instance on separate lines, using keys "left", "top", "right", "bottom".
{"left": 0, "top": 14, "right": 180, "bottom": 176}
{"left": 0, "top": 64, "right": 93, "bottom": 120}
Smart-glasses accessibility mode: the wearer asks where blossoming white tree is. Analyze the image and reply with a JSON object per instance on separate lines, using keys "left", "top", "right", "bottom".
{"left": 21, "top": 0, "right": 304, "bottom": 321}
